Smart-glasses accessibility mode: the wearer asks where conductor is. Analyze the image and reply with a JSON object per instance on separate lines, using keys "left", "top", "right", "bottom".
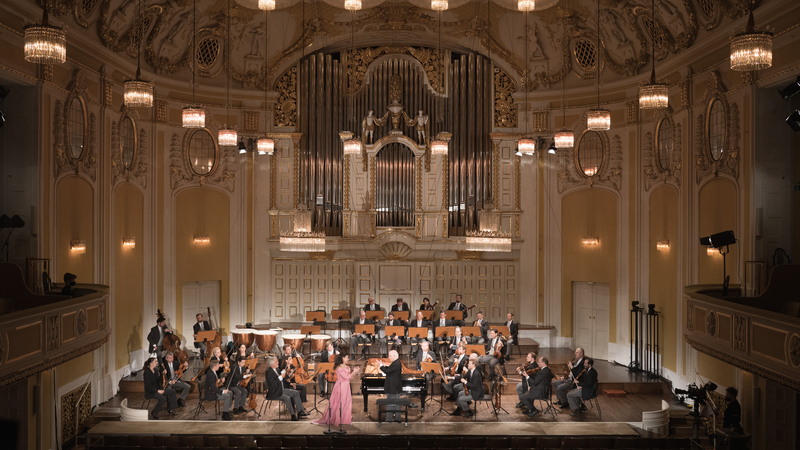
{"left": 377, "top": 350, "right": 403, "bottom": 423}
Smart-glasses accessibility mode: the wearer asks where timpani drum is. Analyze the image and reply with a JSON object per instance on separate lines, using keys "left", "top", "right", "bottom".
{"left": 253, "top": 330, "right": 278, "bottom": 353}
{"left": 282, "top": 333, "right": 306, "bottom": 351}
{"left": 231, "top": 329, "right": 254, "bottom": 348}
{"left": 309, "top": 334, "right": 331, "bottom": 352}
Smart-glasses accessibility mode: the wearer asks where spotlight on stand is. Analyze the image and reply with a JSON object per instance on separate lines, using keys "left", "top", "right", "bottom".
{"left": 787, "top": 110, "right": 800, "bottom": 132}
{"left": 547, "top": 141, "right": 557, "bottom": 154}
{"left": 778, "top": 76, "right": 800, "bottom": 100}
{"left": 700, "top": 230, "right": 737, "bottom": 297}
{"left": 238, "top": 140, "right": 247, "bottom": 154}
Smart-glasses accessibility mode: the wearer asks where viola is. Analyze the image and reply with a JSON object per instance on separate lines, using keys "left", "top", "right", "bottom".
{"left": 517, "top": 365, "right": 540, "bottom": 377}
{"left": 326, "top": 351, "right": 338, "bottom": 383}
{"left": 450, "top": 358, "right": 459, "bottom": 377}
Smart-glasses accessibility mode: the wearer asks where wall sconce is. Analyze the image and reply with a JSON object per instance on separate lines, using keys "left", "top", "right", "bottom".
{"left": 122, "top": 237, "right": 136, "bottom": 249}
{"left": 582, "top": 236, "right": 599, "bottom": 246}
{"left": 656, "top": 239, "right": 670, "bottom": 250}
{"left": 193, "top": 234, "right": 210, "bottom": 244}
{"left": 70, "top": 240, "right": 86, "bottom": 254}
{"left": 707, "top": 246, "right": 718, "bottom": 255}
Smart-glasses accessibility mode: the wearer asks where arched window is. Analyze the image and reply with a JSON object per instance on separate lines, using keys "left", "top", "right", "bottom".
{"left": 576, "top": 130, "right": 604, "bottom": 177}
{"left": 656, "top": 118, "right": 673, "bottom": 171}
{"left": 706, "top": 99, "right": 726, "bottom": 161}
{"left": 67, "top": 96, "right": 87, "bottom": 160}
{"left": 120, "top": 116, "right": 137, "bottom": 169}
{"left": 376, "top": 144, "right": 415, "bottom": 227}
{"left": 187, "top": 129, "right": 217, "bottom": 176}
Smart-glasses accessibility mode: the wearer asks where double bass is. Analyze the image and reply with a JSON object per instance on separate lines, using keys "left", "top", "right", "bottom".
{"left": 156, "top": 309, "right": 190, "bottom": 365}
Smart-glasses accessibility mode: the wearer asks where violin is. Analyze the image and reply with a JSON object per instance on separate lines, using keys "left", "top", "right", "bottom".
{"left": 450, "top": 358, "right": 459, "bottom": 377}
{"left": 517, "top": 365, "right": 540, "bottom": 377}
{"left": 492, "top": 338, "right": 504, "bottom": 359}
{"left": 573, "top": 368, "right": 587, "bottom": 386}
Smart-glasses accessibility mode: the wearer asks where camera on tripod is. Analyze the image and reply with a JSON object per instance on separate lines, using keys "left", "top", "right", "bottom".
{"left": 676, "top": 381, "right": 718, "bottom": 403}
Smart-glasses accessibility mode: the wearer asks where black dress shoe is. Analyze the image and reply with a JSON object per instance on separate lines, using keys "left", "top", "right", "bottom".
{"left": 570, "top": 409, "right": 582, "bottom": 417}
{"left": 527, "top": 409, "right": 539, "bottom": 418}
{"left": 291, "top": 415, "right": 299, "bottom": 421}
{"left": 223, "top": 412, "right": 232, "bottom": 421}
{"left": 516, "top": 402, "right": 525, "bottom": 408}
{"left": 237, "top": 406, "right": 246, "bottom": 413}
{"left": 451, "top": 408, "right": 462, "bottom": 416}
{"left": 580, "top": 404, "right": 587, "bottom": 411}
{"left": 560, "top": 403, "right": 571, "bottom": 409}
{"left": 408, "top": 402, "right": 419, "bottom": 408}
{"left": 150, "top": 412, "right": 159, "bottom": 420}
{"left": 463, "top": 411, "right": 473, "bottom": 418}
{"left": 168, "top": 410, "right": 178, "bottom": 416}
{"left": 177, "top": 399, "right": 186, "bottom": 407}
{"left": 298, "top": 411, "right": 309, "bottom": 417}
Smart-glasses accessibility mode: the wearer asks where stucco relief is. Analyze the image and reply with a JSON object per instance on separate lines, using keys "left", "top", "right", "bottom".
{"left": 557, "top": 131, "right": 622, "bottom": 193}
{"left": 53, "top": 71, "right": 98, "bottom": 182}
{"left": 111, "top": 121, "right": 149, "bottom": 188}
{"left": 695, "top": 72, "right": 739, "bottom": 184}
{"left": 169, "top": 132, "right": 237, "bottom": 192}
{"left": 644, "top": 121, "right": 681, "bottom": 191}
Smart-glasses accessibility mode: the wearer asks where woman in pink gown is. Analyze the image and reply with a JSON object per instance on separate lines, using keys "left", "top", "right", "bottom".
{"left": 311, "top": 353, "right": 359, "bottom": 425}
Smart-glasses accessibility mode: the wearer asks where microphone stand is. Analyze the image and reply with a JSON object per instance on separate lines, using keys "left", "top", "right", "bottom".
{"left": 337, "top": 402, "right": 346, "bottom": 435}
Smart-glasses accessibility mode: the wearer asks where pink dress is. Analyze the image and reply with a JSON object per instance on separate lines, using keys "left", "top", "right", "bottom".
{"left": 311, "top": 365, "right": 354, "bottom": 425}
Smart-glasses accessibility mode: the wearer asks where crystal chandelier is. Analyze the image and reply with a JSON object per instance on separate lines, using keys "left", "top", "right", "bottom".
{"left": 431, "top": 0, "right": 448, "bottom": 11}
{"left": 218, "top": 0, "right": 236, "bottom": 145}
{"left": 587, "top": 0, "right": 610, "bottom": 131}
{"left": 258, "top": 137, "right": 275, "bottom": 155}
{"left": 124, "top": 0, "right": 153, "bottom": 108}
{"left": 638, "top": 0, "right": 668, "bottom": 110}
{"left": 554, "top": 130, "right": 573, "bottom": 149}
{"left": 730, "top": 9, "right": 773, "bottom": 71}
{"left": 430, "top": 139, "right": 448, "bottom": 155}
{"left": 24, "top": 6, "right": 66, "bottom": 65}
{"left": 518, "top": 138, "right": 535, "bottom": 155}
{"left": 218, "top": 128, "right": 238, "bottom": 147}
{"left": 343, "top": 138, "right": 362, "bottom": 155}
{"left": 465, "top": 209, "right": 512, "bottom": 252}
{"left": 183, "top": 1, "right": 204, "bottom": 128}
{"left": 280, "top": 208, "right": 326, "bottom": 252}
{"left": 258, "top": 0, "right": 276, "bottom": 10}
{"left": 555, "top": 13, "right": 573, "bottom": 149}
{"left": 517, "top": 0, "right": 535, "bottom": 12}
{"left": 345, "top": 0, "right": 362, "bottom": 11}
{"left": 582, "top": 236, "right": 599, "bottom": 246}
{"left": 123, "top": 237, "right": 136, "bottom": 249}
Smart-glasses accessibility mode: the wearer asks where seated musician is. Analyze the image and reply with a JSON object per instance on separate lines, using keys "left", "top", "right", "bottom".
{"left": 504, "top": 312, "right": 519, "bottom": 359}
{"left": 351, "top": 309, "right": 375, "bottom": 358}
{"left": 233, "top": 343, "right": 252, "bottom": 362}
{"left": 192, "top": 313, "right": 212, "bottom": 361}
{"left": 472, "top": 311, "right": 489, "bottom": 344}
{"left": 391, "top": 297, "right": 410, "bottom": 312}
{"left": 477, "top": 328, "right": 504, "bottom": 380}
{"left": 162, "top": 351, "right": 190, "bottom": 408}
{"left": 454, "top": 359, "right": 484, "bottom": 418}
{"left": 318, "top": 341, "right": 339, "bottom": 397}
{"left": 567, "top": 358, "right": 597, "bottom": 417}
{"left": 519, "top": 356, "right": 552, "bottom": 417}
{"left": 553, "top": 347, "right": 585, "bottom": 408}
{"left": 443, "top": 344, "right": 469, "bottom": 400}
{"left": 229, "top": 357, "right": 251, "bottom": 414}
{"left": 447, "top": 326, "right": 469, "bottom": 361}
{"left": 415, "top": 340, "right": 437, "bottom": 371}
{"left": 266, "top": 356, "right": 308, "bottom": 421}
{"left": 279, "top": 344, "right": 308, "bottom": 402}
{"left": 364, "top": 296, "right": 380, "bottom": 312}
{"left": 421, "top": 297, "right": 434, "bottom": 311}
{"left": 447, "top": 294, "right": 467, "bottom": 326}
{"left": 143, "top": 356, "right": 178, "bottom": 420}
{"left": 515, "top": 352, "right": 538, "bottom": 401}
{"left": 204, "top": 358, "right": 234, "bottom": 420}
{"left": 432, "top": 310, "right": 454, "bottom": 353}
{"left": 209, "top": 347, "right": 230, "bottom": 380}
{"left": 380, "top": 312, "right": 406, "bottom": 356}
{"left": 408, "top": 311, "right": 429, "bottom": 348}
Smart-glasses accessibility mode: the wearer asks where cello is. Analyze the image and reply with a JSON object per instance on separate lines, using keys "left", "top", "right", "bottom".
{"left": 156, "top": 309, "right": 190, "bottom": 365}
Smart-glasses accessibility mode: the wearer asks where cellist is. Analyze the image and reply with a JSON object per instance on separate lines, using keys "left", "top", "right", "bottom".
{"left": 279, "top": 344, "right": 308, "bottom": 403}
{"left": 319, "top": 341, "right": 338, "bottom": 398}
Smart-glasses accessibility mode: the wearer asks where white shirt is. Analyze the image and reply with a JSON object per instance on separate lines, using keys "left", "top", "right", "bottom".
{"left": 199, "top": 322, "right": 204, "bottom": 331}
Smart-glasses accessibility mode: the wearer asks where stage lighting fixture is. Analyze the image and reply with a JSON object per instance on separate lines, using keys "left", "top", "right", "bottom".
{"left": 787, "top": 110, "right": 800, "bottom": 132}
{"left": 238, "top": 141, "right": 247, "bottom": 154}
{"left": 778, "top": 76, "right": 800, "bottom": 100}
{"left": 705, "top": 230, "right": 737, "bottom": 249}
{"left": 0, "top": 86, "right": 8, "bottom": 99}
{"left": 0, "top": 111, "right": 4, "bottom": 130}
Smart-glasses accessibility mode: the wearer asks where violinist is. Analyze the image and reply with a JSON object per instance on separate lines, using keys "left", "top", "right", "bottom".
{"left": 279, "top": 344, "right": 308, "bottom": 402}
{"left": 519, "top": 356, "right": 552, "bottom": 418}
{"left": 319, "top": 341, "right": 339, "bottom": 397}
{"left": 229, "top": 357, "right": 250, "bottom": 414}
{"left": 515, "top": 352, "right": 538, "bottom": 398}
{"left": 391, "top": 297, "right": 410, "bottom": 312}
{"left": 205, "top": 358, "right": 234, "bottom": 420}
{"left": 146, "top": 316, "right": 170, "bottom": 365}
{"left": 553, "top": 347, "right": 585, "bottom": 408}
{"left": 420, "top": 297, "right": 434, "bottom": 311}
{"left": 143, "top": 357, "right": 178, "bottom": 420}
{"left": 477, "top": 328, "right": 503, "bottom": 380}
{"left": 504, "top": 312, "right": 519, "bottom": 360}
{"left": 447, "top": 326, "right": 468, "bottom": 361}
{"left": 209, "top": 347, "right": 230, "bottom": 380}
{"left": 454, "top": 359, "right": 483, "bottom": 418}
{"left": 163, "top": 351, "right": 190, "bottom": 407}
{"left": 379, "top": 312, "right": 405, "bottom": 356}
{"left": 443, "top": 344, "right": 469, "bottom": 400}
{"left": 192, "top": 313, "right": 212, "bottom": 361}
{"left": 567, "top": 358, "right": 597, "bottom": 417}
{"left": 233, "top": 343, "right": 251, "bottom": 362}
{"left": 433, "top": 310, "right": 453, "bottom": 353}
{"left": 415, "top": 340, "right": 437, "bottom": 370}
{"left": 351, "top": 309, "right": 375, "bottom": 359}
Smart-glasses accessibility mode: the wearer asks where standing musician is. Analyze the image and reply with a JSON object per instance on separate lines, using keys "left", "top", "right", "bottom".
{"left": 205, "top": 358, "right": 234, "bottom": 420}
{"left": 380, "top": 312, "right": 406, "bottom": 356}
{"left": 472, "top": 311, "right": 489, "bottom": 344}
{"left": 279, "top": 344, "right": 308, "bottom": 402}
{"left": 447, "top": 294, "right": 467, "bottom": 326}
{"left": 567, "top": 358, "right": 597, "bottom": 417}
{"left": 504, "top": 312, "right": 519, "bottom": 359}
{"left": 447, "top": 326, "right": 469, "bottom": 360}
{"left": 351, "top": 309, "right": 375, "bottom": 359}
{"left": 433, "top": 310, "right": 454, "bottom": 353}
{"left": 421, "top": 297, "right": 434, "bottom": 311}
{"left": 229, "top": 357, "right": 250, "bottom": 414}
{"left": 192, "top": 313, "right": 212, "bottom": 361}
{"left": 477, "top": 328, "right": 504, "bottom": 380}
{"left": 454, "top": 359, "right": 484, "bottom": 418}
{"left": 146, "top": 316, "right": 170, "bottom": 365}
{"left": 319, "top": 341, "right": 339, "bottom": 397}
{"left": 143, "top": 357, "right": 178, "bottom": 420}
{"left": 364, "top": 296, "right": 380, "bottom": 312}
{"left": 515, "top": 352, "right": 538, "bottom": 399}
{"left": 554, "top": 347, "right": 585, "bottom": 408}
{"left": 391, "top": 297, "right": 410, "bottom": 312}
{"left": 266, "top": 356, "right": 308, "bottom": 421}
{"left": 162, "top": 351, "right": 190, "bottom": 407}
{"left": 519, "top": 356, "right": 552, "bottom": 417}
{"left": 443, "top": 344, "right": 469, "bottom": 400}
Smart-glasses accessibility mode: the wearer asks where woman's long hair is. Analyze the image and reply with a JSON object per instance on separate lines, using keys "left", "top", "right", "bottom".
{"left": 143, "top": 357, "right": 156, "bottom": 371}
{"left": 333, "top": 353, "right": 346, "bottom": 370}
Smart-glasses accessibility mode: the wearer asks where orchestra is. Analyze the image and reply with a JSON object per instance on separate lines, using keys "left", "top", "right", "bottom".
{"left": 141, "top": 299, "right": 601, "bottom": 424}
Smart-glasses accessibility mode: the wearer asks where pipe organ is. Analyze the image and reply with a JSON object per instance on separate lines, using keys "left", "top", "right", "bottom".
{"left": 376, "top": 144, "right": 415, "bottom": 227}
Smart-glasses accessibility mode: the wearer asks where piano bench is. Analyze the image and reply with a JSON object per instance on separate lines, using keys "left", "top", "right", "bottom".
{"left": 376, "top": 398, "right": 410, "bottom": 427}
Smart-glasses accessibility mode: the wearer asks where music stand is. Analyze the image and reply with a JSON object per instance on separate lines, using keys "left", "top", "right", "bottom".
{"left": 421, "top": 361, "right": 442, "bottom": 409}
{"left": 434, "top": 326, "right": 454, "bottom": 355}
{"left": 309, "top": 362, "right": 334, "bottom": 414}
{"left": 394, "top": 311, "right": 410, "bottom": 321}
{"left": 495, "top": 325, "right": 510, "bottom": 339}
{"left": 365, "top": 310, "right": 384, "bottom": 322}
{"left": 461, "top": 326, "right": 482, "bottom": 344}
{"left": 466, "top": 345, "right": 485, "bottom": 357}
{"left": 306, "top": 310, "right": 327, "bottom": 333}
{"left": 417, "top": 310, "right": 434, "bottom": 320}
{"left": 354, "top": 324, "right": 375, "bottom": 361}
{"left": 445, "top": 310, "right": 465, "bottom": 322}
{"left": 300, "top": 325, "right": 321, "bottom": 355}
{"left": 384, "top": 326, "right": 406, "bottom": 354}
{"left": 195, "top": 330, "right": 217, "bottom": 372}
{"left": 331, "top": 310, "right": 350, "bottom": 346}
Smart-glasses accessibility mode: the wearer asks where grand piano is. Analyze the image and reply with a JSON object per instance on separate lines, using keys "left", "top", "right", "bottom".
{"left": 361, "top": 358, "right": 428, "bottom": 412}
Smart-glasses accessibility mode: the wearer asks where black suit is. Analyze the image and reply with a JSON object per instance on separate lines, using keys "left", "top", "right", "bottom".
{"left": 163, "top": 359, "right": 190, "bottom": 402}
{"left": 473, "top": 318, "right": 489, "bottom": 343}
{"left": 447, "top": 302, "right": 468, "bottom": 321}
{"left": 278, "top": 354, "right": 308, "bottom": 402}
{"left": 456, "top": 368, "right": 484, "bottom": 411}
{"left": 553, "top": 357, "right": 585, "bottom": 404}
{"left": 265, "top": 367, "right": 305, "bottom": 416}
{"left": 723, "top": 399, "right": 741, "bottom": 429}
{"left": 204, "top": 368, "right": 232, "bottom": 412}
{"left": 567, "top": 366, "right": 598, "bottom": 410}
{"left": 408, "top": 319, "right": 429, "bottom": 348}
{"left": 444, "top": 354, "right": 469, "bottom": 395}
{"left": 352, "top": 317, "right": 375, "bottom": 356}
{"left": 380, "top": 319, "right": 406, "bottom": 355}
{"left": 520, "top": 366, "right": 553, "bottom": 412}
{"left": 229, "top": 364, "right": 249, "bottom": 410}
{"left": 391, "top": 303, "right": 410, "bottom": 312}
{"left": 379, "top": 359, "right": 403, "bottom": 421}
{"left": 364, "top": 303, "right": 380, "bottom": 311}
{"left": 192, "top": 321, "right": 212, "bottom": 358}
{"left": 144, "top": 367, "right": 177, "bottom": 417}
{"left": 147, "top": 325, "right": 168, "bottom": 365}
{"left": 504, "top": 320, "right": 519, "bottom": 356}
{"left": 516, "top": 361, "right": 538, "bottom": 395}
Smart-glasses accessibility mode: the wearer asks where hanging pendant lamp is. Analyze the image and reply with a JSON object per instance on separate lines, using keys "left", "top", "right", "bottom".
{"left": 587, "top": 0, "right": 609, "bottom": 131}
{"left": 219, "top": 0, "right": 237, "bottom": 145}
{"left": 24, "top": 4, "right": 66, "bottom": 65}
{"left": 257, "top": 6, "right": 273, "bottom": 155}
{"left": 730, "top": 2, "right": 773, "bottom": 71}
{"left": 183, "top": 0, "right": 205, "bottom": 128}
{"left": 124, "top": 0, "right": 154, "bottom": 108}
{"left": 430, "top": 4, "right": 449, "bottom": 155}
{"left": 638, "top": 0, "right": 668, "bottom": 110}
{"left": 517, "top": 0, "right": 534, "bottom": 12}
{"left": 345, "top": 0, "right": 362, "bottom": 11}
{"left": 554, "top": 7, "right": 573, "bottom": 149}
{"left": 258, "top": 0, "right": 275, "bottom": 10}
{"left": 517, "top": 3, "right": 535, "bottom": 155}
{"left": 342, "top": 6, "right": 361, "bottom": 156}
{"left": 431, "top": 0, "right": 448, "bottom": 11}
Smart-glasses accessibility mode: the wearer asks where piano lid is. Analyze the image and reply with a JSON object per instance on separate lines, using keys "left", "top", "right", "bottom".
{"left": 363, "top": 358, "right": 425, "bottom": 376}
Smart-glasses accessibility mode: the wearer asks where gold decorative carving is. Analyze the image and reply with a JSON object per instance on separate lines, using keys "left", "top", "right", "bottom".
{"left": 42, "top": 64, "right": 53, "bottom": 82}
{"left": 514, "top": 215, "right": 520, "bottom": 238}
{"left": 380, "top": 242, "right": 412, "bottom": 260}
{"left": 346, "top": 46, "right": 445, "bottom": 96}
{"left": 531, "top": 112, "right": 548, "bottom": 132}
{"left": 556, "top": 124, "right": 622, "bottom": 193}
{"left": 514, "top": 154, "right": 521, "bottom": 210}
{"left": 343, "top": 215, "right": 349, "bottom": 238}
{"left": 370, "top": 213, "right": 376, "bottom": 238}
{"left": 309, "top": 250, "right": 336, "bottom": 260}
{"left": 681, "top": 78, "right": 691, "bottom": 109}
{"left": 416, "top": 216, "right": 422, "bottom": 238}
{"left": 111, "top": 120, "right": 149, "bottom": 188}
{"left": 270, "top": 215, "right": 277, "bottom": 239}
{"left": 456, "top": 251, "right": 482, "bottom": 261}
{"left": 389, "top": 75, "right": 403, "bottom": 102}
{"left": 442, "top": 155, "right": 449, "bottom": 210}
{"left": 293, "top": 142, "right": 299, "bottom": 205}
{"left": 155, "top": 101, "right": 167, "bottom": 123}
{"left": 492, "top": 141, "right": 500, "bottom": 209}
{"left": 627, "top": 100, "right": 639, "bottom": 124}
{"left": 103, "top": 79, "right": 113, "bottom": 107}
{"left": 61, "top": 383, "right": 92, "bottom": 444}
{"left": 344, "top": 155, "right": 351, "bottom": 210}
{"left": 442, "top": 214, "right": 448, "bottom": 239}
{"left": 54, "top": 72, "right": 97, "bottom": 182}
{"left": 370, "top": 156, "right": 376, "bottom": 210}
{"left": 494, "top": 68, "right": 517, "bottom": 128}
{"left": 245, "top": 111, "right": 260, "bottom": 133}
{"left": 270, "top": 153, "right": 277, "bottom": 210}
{"left": 274, "top": 67, "right": 297, "bottom": 127}
{"left": 734, "top": 315, "right": 747, "bottom": 352}
{"left": 170, "top": 131, "right": 236, "bottom": 192}
{"left": 46, "top": 315, "right": 59, "bottom": 352}
{"left": 416, "top": 158, "right": 422, "bottom": 211}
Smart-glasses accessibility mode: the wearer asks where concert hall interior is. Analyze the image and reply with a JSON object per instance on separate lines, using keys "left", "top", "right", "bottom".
{"left": 1, "top": 0, "right": 800, "bottom": 449}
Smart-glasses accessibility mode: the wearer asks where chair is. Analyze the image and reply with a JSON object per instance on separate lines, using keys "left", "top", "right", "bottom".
{"left": 780, "top": 301, "right": 800, "bottom": 317}
{"left": 178, "top": 436, "right": 206, "bottom": 447}
{"left": 228, "top": 436, "right": 256, "bottom": 448}
{"left": 484, "top": 437, "right": 511, "bottom": 449}
{"left": 350, "top": 334, "right": 373, "bottom": 361}
{"left": 535, "top": 437, "right": 562, "bottom": 447}
{"left": 773, "top": 248, "right": 791, "bottom": 266}
{"left": 203, "top": 436, "right": 229, "bottom": 447}
{"left": 191, "top": 380, "right": 221, "bottom": 420}
{"left": 258, "top": 384, "right": 285, "bottom": 418}
{"left": 471, "top": 382, "right": 498, "bottom": 420}
{"left": 435, "top": 437, "right": 462, "bottom": 449}
{"left": 281, "top": 437, "right": 307, "bottom": 448}
{"left": 579, "top": 385, "right": 601, "bottom": 418}
{"left": 535, "top": 382, "right": 559, "bottom": 419}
